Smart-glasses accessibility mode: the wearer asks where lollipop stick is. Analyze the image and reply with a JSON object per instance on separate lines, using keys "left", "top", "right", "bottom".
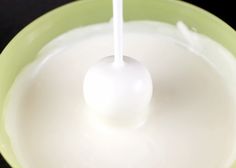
{"left": 113, "top": 0, "right": 124, "bottom": 66}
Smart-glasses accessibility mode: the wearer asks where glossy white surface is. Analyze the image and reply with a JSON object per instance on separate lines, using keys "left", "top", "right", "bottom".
{"left": 4, "top": 21, "right": 236, "bottom": 168}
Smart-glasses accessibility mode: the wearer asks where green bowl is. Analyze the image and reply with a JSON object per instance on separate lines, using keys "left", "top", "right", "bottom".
{"left": 0, "top": 0, "right": 235, "bottom": 167}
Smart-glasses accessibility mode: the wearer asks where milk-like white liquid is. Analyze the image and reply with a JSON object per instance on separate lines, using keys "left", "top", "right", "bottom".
{"left": 4, "top": 21, "right": 236, "bottom": 168}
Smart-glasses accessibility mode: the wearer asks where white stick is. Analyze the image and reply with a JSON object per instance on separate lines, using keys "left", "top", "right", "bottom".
{"left": 113, "top": 0, "right": 124, "bottom": 66}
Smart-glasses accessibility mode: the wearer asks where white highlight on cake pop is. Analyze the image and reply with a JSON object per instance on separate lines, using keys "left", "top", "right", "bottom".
{"left": 83, "top": 0, "right": 153, "bottom": 123}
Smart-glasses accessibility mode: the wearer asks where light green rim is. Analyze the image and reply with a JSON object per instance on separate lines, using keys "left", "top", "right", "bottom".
{"left": 0, "top": 0, "right": 235, "bottom": 167}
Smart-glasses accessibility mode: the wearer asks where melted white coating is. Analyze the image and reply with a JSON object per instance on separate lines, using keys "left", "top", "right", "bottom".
{"left": 4, "top": 21, "right": 236, "bottom": 168}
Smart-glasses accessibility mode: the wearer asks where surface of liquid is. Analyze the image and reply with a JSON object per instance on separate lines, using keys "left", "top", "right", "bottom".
{"left": 4, "top": 21, "right": 236, "bottom": 168}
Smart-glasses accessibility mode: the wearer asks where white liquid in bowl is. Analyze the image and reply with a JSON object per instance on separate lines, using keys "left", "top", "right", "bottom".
{"left": 4, "top": 21, "right": 236, "bottom": 168}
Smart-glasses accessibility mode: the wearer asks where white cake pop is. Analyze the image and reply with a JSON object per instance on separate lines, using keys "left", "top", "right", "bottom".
{"left": 84, "top": 56, "right": 153, "bottom": 122}
{"left": 83, "top": 0, "right": 153, "bottom": 123}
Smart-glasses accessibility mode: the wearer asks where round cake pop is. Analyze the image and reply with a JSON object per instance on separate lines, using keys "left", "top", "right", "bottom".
{"left": 83, "top": 56, "right": 153, "bottom": 122}
{"left": 83, "top": 0, "right": 153, "bottom": 123}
